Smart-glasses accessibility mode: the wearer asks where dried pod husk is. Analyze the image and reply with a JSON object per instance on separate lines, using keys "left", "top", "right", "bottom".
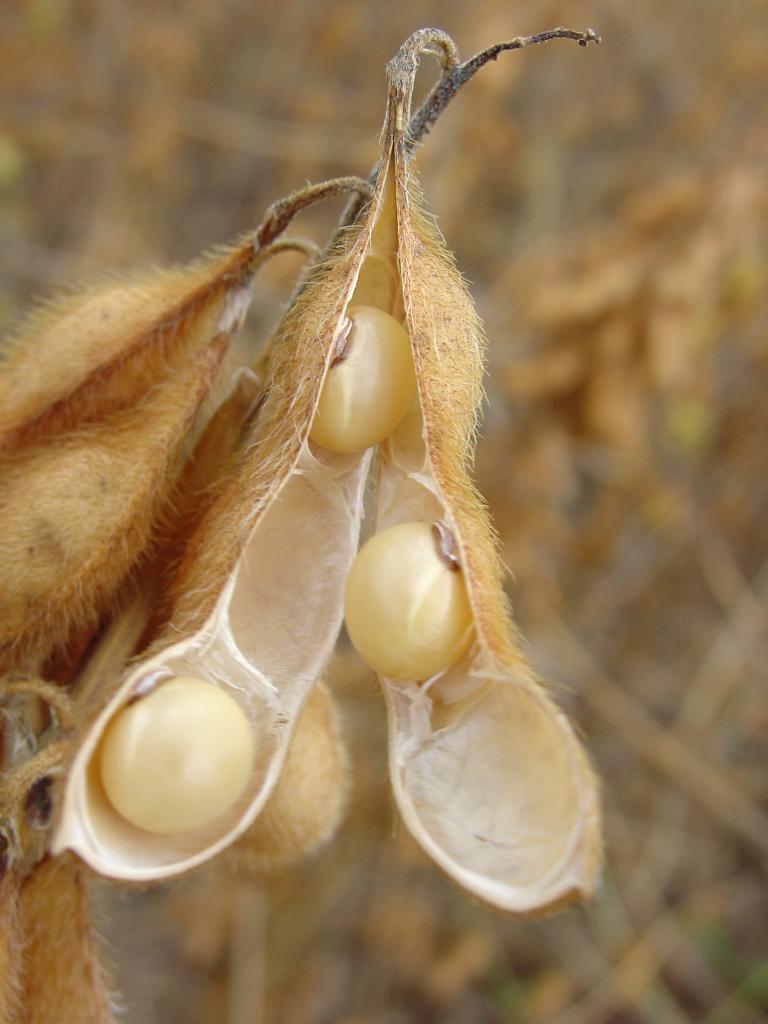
{"left": 227, "top": 682, "right": 349, "bottom": 873}
{"left": 19, "top": 855, "right": 114, "bottom": 1023}
{"left": 362, "top": 66, "right": 601, "bottom": 913}
{"left": 53, "top": 175, "right": 396, "bottom": 882}
{"left": 0, "top": 243, "right": 256, "bottom": 451}
{"left": 0, "top": 335, "right": 230, "bottom": 665}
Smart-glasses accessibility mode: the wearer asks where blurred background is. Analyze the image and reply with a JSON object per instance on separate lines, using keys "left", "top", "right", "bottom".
{"left": 1, "top": 0, "right": 767, "bottom": 1021}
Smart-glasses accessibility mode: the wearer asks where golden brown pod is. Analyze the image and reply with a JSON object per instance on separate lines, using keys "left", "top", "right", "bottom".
{"left": 19, "top": 856, "right": 115, "bottom": 1023}
{"left": 0, "top": 335, "right": 229, "bottom": 664}
{"left": 0, "top": 870, "right": 22, "bottom": 1024}
{"left": 0, "top": 190, "right": 356, "bottom": 670}
{"left": 0, "top": 240, "right": 263, "bottom": 668}
{"left": 47, "top": 26, "right": 601, "bottom": 912}
{"left": 52, "top": 178, "right": 394, "bottom": 881}
{"left": 358, "top": 32, "right": 602, "bottom": 913}
{"left": 0, "top": 244, "right": 255, "bottom": 451}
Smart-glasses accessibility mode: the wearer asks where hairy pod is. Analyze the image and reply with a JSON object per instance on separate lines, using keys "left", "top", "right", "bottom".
{"left": 31, "top": 26, "right": 602, "bottom": 913}
{"left": 52, "top": 176, "right": 398, "bottom": 881}
{"left": 0, "top": 242, "right": 259, "bottom": 668}
{"left": 342, "top": 41, "right": 602, "bottom": 914}
{"left": 19, "top": 856, "right": 115, "bottom": 1023}
{"left": 0, "top": 335, "right": 230, "bottom": 665}
{"left": 0, "top": 870, "right": 22, "bottom": 1024}
{"left": 0, "top": 244, "right": 255, "bottom": 451}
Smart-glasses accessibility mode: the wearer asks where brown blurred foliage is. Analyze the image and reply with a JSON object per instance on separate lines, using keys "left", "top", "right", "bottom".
{"left": 1, "top": 0, "right": 767, "bottom": 1022}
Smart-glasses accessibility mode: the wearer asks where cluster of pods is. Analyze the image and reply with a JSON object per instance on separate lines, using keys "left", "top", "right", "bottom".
{"left": 1, "top": 28, "right": 602, "bottom": 928}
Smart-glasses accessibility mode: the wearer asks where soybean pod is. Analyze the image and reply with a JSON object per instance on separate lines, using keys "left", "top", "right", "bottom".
{"left": 339, "top": 33, "right": 601, "bottom": 914}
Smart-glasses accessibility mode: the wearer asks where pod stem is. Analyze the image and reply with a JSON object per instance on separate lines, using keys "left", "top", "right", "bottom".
{"left": 1, "top": 678, "right": 75, "bottom": 871}
{"left": 254, "top": 28, "right": 599, "bottom": 244}
{"left": 250, "top": 236, "right": 322, "bottom": 278}
{"left": 10, "top": 743, "right": 67, "bottom": 815}
{"left": 399, "top": 26, "right": 601, "bottom": 152}
{"left": 255, "top": 176, "right": 374, "bottom": 249}
{"left": 0, "top": 678, "right": 74, "bottom": 731}
{"left": 342, "top": 26, "right": 599, "bottom": 228}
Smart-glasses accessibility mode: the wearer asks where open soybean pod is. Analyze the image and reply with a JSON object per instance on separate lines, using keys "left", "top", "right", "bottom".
{"left": 357, "top": 31, "right": 602, "bottom": 913}
{"left": 52, "top": 175, "right": 396, "bottom": 882}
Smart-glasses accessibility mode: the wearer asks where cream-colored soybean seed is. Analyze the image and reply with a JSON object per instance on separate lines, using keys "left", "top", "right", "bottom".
{"left": 99, "top": 676, "right": 255, "bottom": 835}
{"left": 344, "top": 521, "right": 474, "bottom": 681}
{"left": 309, "top": 305, "right": 416, "bottom": 453}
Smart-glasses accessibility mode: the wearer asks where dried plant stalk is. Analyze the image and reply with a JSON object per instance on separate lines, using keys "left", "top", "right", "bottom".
{"left": 19, "top": 856, "right": 114, "bottom": 1023}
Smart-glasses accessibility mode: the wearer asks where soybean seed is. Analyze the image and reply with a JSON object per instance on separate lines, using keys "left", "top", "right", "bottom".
{"left": 344, "top": 521, "right": 474, "bottom": 680}
{"left": 99, "top": 676, "right": 255, "bottom": 834}
{"left": 309, "top": 305, "right": 415, "bottom": 453}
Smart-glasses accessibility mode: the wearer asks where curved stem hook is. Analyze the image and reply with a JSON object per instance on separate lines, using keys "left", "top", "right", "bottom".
{"left": 342, "top": 25, "right": 599, "bottom": 229}
{"left": 389, "top": 26, "right": 601, "bottom": 153}
{"left": 255, "top": 176, "right": 374, "bottom": 249}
